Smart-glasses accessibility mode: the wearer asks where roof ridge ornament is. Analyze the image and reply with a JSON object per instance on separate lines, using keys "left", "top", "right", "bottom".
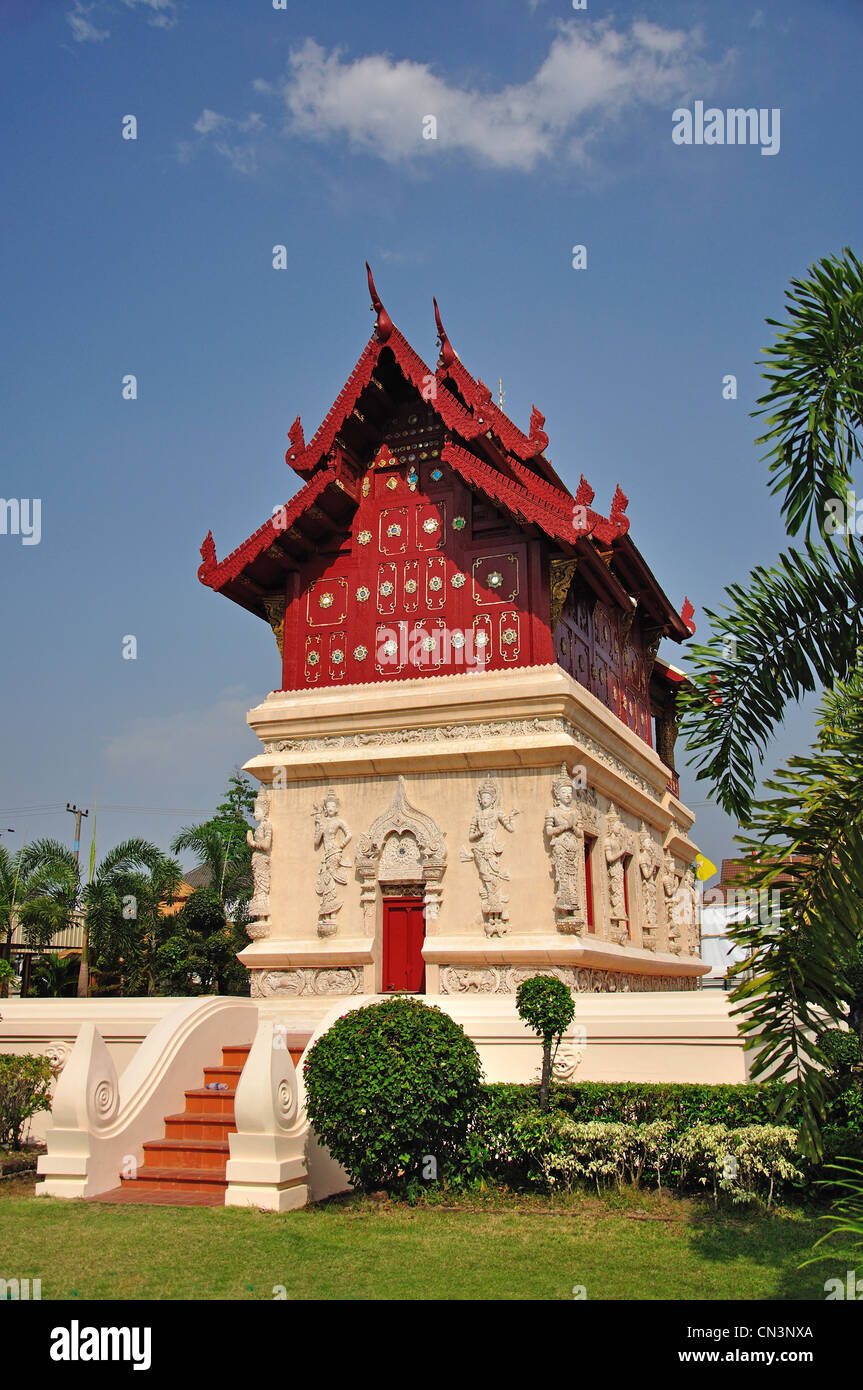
{"left": 528, "top": 405, "right": 549, "bottom": 456}
{"left": 681, "top": 597, "right": 696, "bottom": 635}
{"left": 365, "top": 261, "right": 393, "bottom": 343}
{"left": 198, "top": 530, "right": 217, "bottom": 579}
{"left": 286, "top": 415, "right": 305, "bottom": 467}
{"left": 433, "top": 296, "right": 456, "bottom": 369}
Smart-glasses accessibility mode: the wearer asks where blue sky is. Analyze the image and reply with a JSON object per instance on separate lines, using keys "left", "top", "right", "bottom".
{"left": 1, "top": 0, "right": 860, "bottom": 874}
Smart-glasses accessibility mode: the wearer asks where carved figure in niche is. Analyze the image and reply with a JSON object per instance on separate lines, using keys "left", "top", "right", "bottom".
{"left": 461, "top": 777, "right": 519, "bottom": 936}
{"left": 246, "top": 785, "right": 272, "bottom": 938}
{"left": 638, "top": 822, "right": 662, "bottom": 951}
{"left": 313, "top": 789, "right": 352, "bottom": 937}
{"left": 681, "top": 867, "right": 700, "bottom": 955}
{"left": 545, "top": 763, "right": 585, "bottom": 934}
{"left": 662, "top": 850, "right": 682, "bottom": 953}
{"left": 604, "top": 805, "right": 630, "bottom": 943}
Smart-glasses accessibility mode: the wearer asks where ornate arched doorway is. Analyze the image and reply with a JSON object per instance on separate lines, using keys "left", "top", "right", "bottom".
{"left": 355, "top": 778, "right": 447, "bottom": 994}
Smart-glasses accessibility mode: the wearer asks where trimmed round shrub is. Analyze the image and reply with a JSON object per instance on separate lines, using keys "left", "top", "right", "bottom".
{"left": 516, "top": 975, "right": 575, "bottom": 1044}
{"left": 303, "top": 997, "right": 483, "bottom": 1191}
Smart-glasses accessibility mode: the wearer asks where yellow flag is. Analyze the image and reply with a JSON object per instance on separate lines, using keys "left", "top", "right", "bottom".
{"left": 695, "top": 853, "right": 717, "bottom": 882}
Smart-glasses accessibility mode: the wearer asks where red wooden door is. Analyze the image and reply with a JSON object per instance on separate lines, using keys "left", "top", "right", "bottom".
{"left": 382, "top": 898, "right": 426, "bottom": 993}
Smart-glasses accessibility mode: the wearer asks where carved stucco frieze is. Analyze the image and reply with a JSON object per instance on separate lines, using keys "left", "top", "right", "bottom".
{"left": 438, "top": 965, "right": 697, "bottom": 994}
{"left": 250, "top": 967, "right": 364, "bottom": 999}
{"left": 263, "top": 717, "right": 662, "bottom": 805}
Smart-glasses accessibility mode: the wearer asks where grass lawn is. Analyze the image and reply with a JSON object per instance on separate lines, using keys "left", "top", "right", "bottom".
{"left": 0, "top": 1174, "right": 855, "bottom": 1301}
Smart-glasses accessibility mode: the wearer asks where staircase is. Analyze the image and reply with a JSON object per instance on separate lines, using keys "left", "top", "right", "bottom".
{"left": 89, "top": 1033, "right": 311, "bottom": 1206}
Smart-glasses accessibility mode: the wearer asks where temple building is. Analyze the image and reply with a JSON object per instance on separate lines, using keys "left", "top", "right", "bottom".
{"left": 199, "top": 267, "right": 708, "bottom": 1012}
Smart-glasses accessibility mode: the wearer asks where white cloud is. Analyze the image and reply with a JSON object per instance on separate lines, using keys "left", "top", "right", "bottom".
{"left": 274, "top": 21, "right": 717, "bottom": 171}
{"left": 189, "top": 20, "right": 723, "bottom": 175}
{"left": 122, "top": 0, "right": 178, "bottom": 29}
{"left": 182, "top": 109, "right": 265, "bottom": 172}
{"left": 102, "top": 688, "right": 258, "bottom": 779}
{"left": 66, "top": 2, "right": 109, "bottom": 43}
{"left": 66, "top": 0, "right": 177, "bottom": 42}
{"left": 749, "top": 9, "right": 766, "bottom": 28}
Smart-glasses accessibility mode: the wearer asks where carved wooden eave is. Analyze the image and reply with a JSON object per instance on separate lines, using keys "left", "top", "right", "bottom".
{"left": 262, "top": 596, "right": 286, "bottom": 659}
{"left": 550, "top": 556, "right": 580, "bottom": 629}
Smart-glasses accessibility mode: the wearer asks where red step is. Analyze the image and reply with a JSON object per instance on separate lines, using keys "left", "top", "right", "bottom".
{"left": 103, "top": 1036, "right": 312, "bottom": 1205}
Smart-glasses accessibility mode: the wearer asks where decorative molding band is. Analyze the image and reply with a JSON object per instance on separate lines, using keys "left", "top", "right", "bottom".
{"left": 438, "top": 965, "right": 698, "bottom": 995}
{"left": 263, "top": 716, "right": 662, "bottom": 803}
{"left": 250, "top": 967, "right": 364, "bottom": 999}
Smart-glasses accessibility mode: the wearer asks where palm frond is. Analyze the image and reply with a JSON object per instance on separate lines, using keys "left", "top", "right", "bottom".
{"left": 754, "top": 247, "right": 863, "bottom": 537}
{"left": 681, "top": 540, "right": 863, "bottom": 819}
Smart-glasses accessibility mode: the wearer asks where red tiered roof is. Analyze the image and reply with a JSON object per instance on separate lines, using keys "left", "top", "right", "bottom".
{"left": 198, "top": 267, "right": 693, "bottom": 695}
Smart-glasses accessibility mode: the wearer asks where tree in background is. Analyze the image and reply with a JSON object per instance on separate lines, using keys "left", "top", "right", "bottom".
{"left": 172, "top": 772, "right": 255, "bottom": 922}
{"left": 20, "top": 838, "right": 179, "bottom": 999}
{"left": 28, "top": 952, "right": 81, "bottom": 999}
{"left": 681, "top": 248, "right": 863, "bottom": 1156}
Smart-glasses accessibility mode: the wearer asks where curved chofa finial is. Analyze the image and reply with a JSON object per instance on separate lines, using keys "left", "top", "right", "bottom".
{"left": 198, "top": 530, "right": 217, "bottom": 582}
{"left": 528, "top": 405, "right": 549, "bottom": 456}
{"left": 681, "top": 597, "right": 696, "bottom": 635}
{"left": 433, "top": 296, "right": 456, "bottom": 369}
{"left": 285, "top": 414, "right": 305, "bottom": 467}
{"left": 365, "top": 261, "right": 393, "bottom": 343}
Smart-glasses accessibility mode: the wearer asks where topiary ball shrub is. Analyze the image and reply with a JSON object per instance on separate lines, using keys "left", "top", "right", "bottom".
{"left": 516, "top": 974, "right": 575, "bottom": 1110}
{"left": 303, "top": 997, "right": 483, "bottom": 1192}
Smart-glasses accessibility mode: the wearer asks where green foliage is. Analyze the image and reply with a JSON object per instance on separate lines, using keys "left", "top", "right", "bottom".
{"left": 28, "top": 953, "right": 80, "bottom": 998}
{"left": 754, "top": 247, "right": 863, "bottom": 539}
{"left": 515, "top": 975, "right": 575, "bottom": 1044}
{"left": 681, "top": 543, "right": 863, "bottom": 821}
{"left": 303, "top": 998, "right": 483, "bottom": 1192}
{"left": 678, "top": 250, "right": 863, "bottom": 1161}
{"left": 721, "top": 676, "right": 863, "bottom": 1158}
{"left": 0, "top": 1054, "right": 53, "bottom": 1150}
{"left": 820, "top": 1029, "right": 862, "bottom": 1071}
{"left": 516, "top": 974, "right": 575, "bottom": 1111}
{"left": 810, "top": 1158, "right": 863, "bottom": 1258}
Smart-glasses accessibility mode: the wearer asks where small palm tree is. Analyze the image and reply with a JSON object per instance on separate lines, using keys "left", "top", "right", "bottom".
{"left": 29, "top": 952, "right": 81, "bottom": 998}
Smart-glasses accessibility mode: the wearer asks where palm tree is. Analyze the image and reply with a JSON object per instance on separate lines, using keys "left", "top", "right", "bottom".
{"left": 22, "top": 838, "right": 179, "bottom": 998}
{"left": 171, "top": 820, "right": 252, "bottom": 919}
{"left": 0, "top": 844, "right": 72, "bottom": 998}
{"left": 681, "top": 247, "right": 863, "bottom": 1156}
{"left": 29, "top": 952, "right": 81, "bottom": 998}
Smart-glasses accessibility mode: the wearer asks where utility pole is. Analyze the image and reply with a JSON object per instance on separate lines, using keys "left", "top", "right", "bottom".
{"left": 66, "top": 803, "right": 89, "bottom": 998}
{"left": 65, "top": 803, "right": 88, "bottom": 867}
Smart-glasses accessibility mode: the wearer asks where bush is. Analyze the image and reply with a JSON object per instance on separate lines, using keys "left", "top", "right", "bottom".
{"left": 820, "top": 1028, "right": 862, "bottom": 1072}
{"left": 303, "top": 997, "right": 483, "bottom": 1192}
{"left": 0, "top": 1054, "right": 54, "bottom": 1150}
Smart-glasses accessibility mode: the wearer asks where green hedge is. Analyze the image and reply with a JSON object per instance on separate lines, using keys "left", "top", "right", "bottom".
{"left": 457, "top": 1080, "right": 863, "bottom": 1194}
